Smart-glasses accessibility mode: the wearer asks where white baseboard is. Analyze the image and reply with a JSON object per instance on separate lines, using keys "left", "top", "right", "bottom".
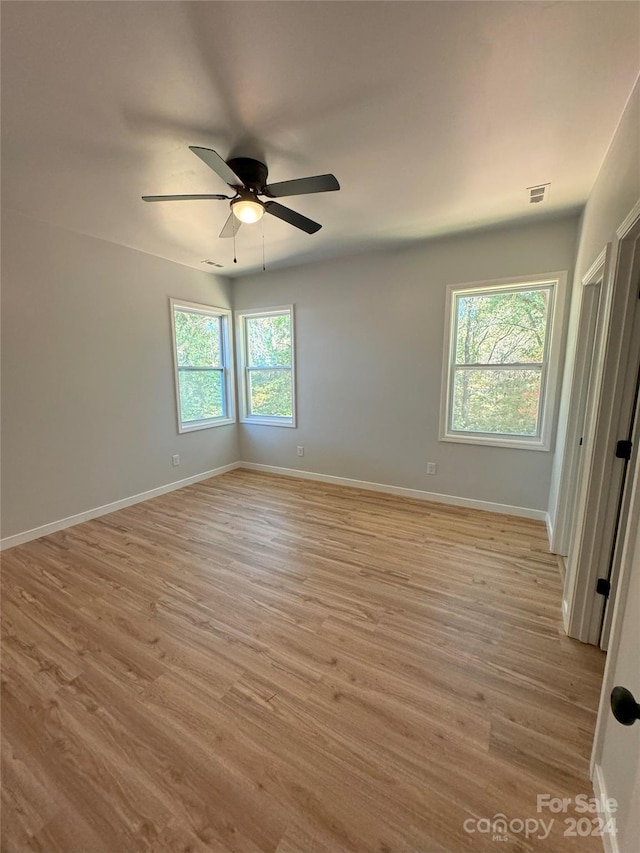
{"left": 592, "top": 762, "right": 619, "bottom": 853}
{"left": 545, "top": 511, "right": 553, "bottom": 546}
{"left": 237, "top": 462, "right": 546, "bottom": 520}
{"left": 556, "top": 554, "right": 567, "bottom": 585}
{"left": 0, "top": 462, "right": 240, "bottom": 551}
{"left": 1, "top": 460, "right": 547, "bottom": 551}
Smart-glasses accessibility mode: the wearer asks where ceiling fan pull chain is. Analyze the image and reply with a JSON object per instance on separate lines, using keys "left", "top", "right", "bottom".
{"left": 233, "top": 214, "right": 238, "bottom": 264}
{"left": 262, "top": 217, "right": 266, "bottom": 272}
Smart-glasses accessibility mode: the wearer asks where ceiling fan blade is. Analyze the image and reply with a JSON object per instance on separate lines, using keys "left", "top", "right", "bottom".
{"left": 189, "top": 146, "right": 244, "bottom": 187}
{"left": 264, "top": 201, "right": 322, "bottom": 234}
{"left": 142, "top": 194, "right": 231, "bottom": 202}
{"left": 219, "top": 213, "right": 241, "bottom": 239}
{"left": 263, "top": 174, "right": 340, "bottom": 198}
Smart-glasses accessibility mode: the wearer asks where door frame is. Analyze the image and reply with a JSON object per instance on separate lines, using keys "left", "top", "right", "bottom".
{"left": 551, "top": 246, "right": 609, "bottom": 557}
{"left": 591, "top": 385, "right": 640, "bottom": 774}
{"left": 601, "top": 318, "right": 640, "bottom": 650}
{"left": 565, "top": 200, "right": 640, "bottom": 643}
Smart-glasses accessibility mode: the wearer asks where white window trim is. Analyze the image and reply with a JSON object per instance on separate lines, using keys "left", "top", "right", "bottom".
{"left": 235, "top": 305, "right": 297, "bottom": 427}
{"left": 170, "top": 298, "right": 236, "bottom": 433}
{"left": 439, "top": 271, "right": 568, "bottom": 451}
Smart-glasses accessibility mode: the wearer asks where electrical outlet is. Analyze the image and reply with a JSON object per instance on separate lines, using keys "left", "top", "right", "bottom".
{"left": 172, "top": 454, "right": 180, "bottom": 467}
{"left": 297, "top": 446, "right": 304, "bottom": 457}
{"left": 426, "top": 462, "right": 437, "bottom": 475}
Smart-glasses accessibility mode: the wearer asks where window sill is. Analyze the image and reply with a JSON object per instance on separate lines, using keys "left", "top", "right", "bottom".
{"left": 240, "top": 416, "right": 297, "bottom": 428}
{"left": 178, "top": 417, "right": 236, "bottom": 434}
{"left": 439, "top": 432, "right": 550, "bottom": 451}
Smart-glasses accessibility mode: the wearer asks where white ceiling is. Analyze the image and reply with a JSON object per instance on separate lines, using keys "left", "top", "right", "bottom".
{"left": 2, "top": 1, "right": 639, "bottom": 276}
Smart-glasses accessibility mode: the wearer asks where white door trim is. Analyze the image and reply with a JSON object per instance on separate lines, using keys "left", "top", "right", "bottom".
{"left": 551, "top": 246, "right": 609, "bottom": 556}
{"left": 591, "top": 397, "right": 640, "bottom": 774}
{"left": 565, "top": 200, "right": 640, "bottom": 643}
{"left": 591, "top": 762, "right": 620, "bottom": 853}
{"left": 601, "top": 317, "right": 640, "bottom": 651}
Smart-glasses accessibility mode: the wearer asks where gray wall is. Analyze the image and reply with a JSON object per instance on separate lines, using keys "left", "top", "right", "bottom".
{"left": 548, "top": 80, "right": 640, "bottom": 526}
{"left": 1, "top": 210, "right": 238, "bottom": 538}
{"left": 1, "top": 210, "right": 581, "bottom": 539}
{"left": 554, "top": 79, "right": 640, "bottom": 852}
{"left": 234, "top": 216, "right": 580, "bottom": 513}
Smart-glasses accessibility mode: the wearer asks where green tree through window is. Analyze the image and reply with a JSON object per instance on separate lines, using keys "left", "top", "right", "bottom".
{"left": 239, "top": 309, "right": 295, "bottom": 424}
{"left": 449, "top": 285, "right": 553, "bottom": 438}
{"left": 171, "top": 301, "right": 234, "bottom": 431}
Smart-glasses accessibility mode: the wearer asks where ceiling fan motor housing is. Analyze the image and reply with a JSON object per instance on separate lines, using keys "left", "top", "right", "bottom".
{"left": 227, "top": 157, "right": 268, "bottom": 192}
{"left": 143, "top": 146, "right": 339, "bottom": 236}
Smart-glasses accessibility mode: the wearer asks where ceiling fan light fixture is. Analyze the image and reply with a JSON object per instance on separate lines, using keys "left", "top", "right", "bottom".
{"left": 232, "top": 198, "right": 264, "bottom": 224}
{"left": 144, "top": 147, "right": 338, "bottom": 236}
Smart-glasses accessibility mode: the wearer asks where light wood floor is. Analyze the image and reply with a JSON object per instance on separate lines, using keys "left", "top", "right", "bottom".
{"left": 1, "top": 470, "right": 605, "bottom": 852}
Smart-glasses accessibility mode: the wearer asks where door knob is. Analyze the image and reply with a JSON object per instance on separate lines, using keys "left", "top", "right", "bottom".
{"left": 610, "top": 686, "right": 640, "bottom": 726}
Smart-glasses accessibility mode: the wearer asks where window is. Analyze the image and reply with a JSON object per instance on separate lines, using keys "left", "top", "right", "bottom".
{"left": 236, "top": 306, "right": 296, "bottom": 426}
{"left": 440, "top": 273, "right": 566, "bottom": 450}
{"left": 170, "top": 299, "right": 235, "bottom": 432}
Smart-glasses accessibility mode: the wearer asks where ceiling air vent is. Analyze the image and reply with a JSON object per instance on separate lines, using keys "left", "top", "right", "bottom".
{"left": 527, "top": 183, "right": 550, "bottom": 204}
{"left": 201, "top": 259, "right": 224, "bottom": 268}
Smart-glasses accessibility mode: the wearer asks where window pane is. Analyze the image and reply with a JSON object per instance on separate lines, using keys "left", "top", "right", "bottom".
{"left": 178, "top": 370, "right": 223, "bottom": 422}
{"left": 455, "top": 288, "right": 550, "bottom": 365}
{"left": 246, "top": 314, "right": 291, "bottom": 367}
{"left": 174, "top": 310, "right": 222, "bottom": 367}
{"left": 451, "top": 368, "right": 542, "bottom": 436}
{"left": 248, "top": 369, "right": 292, "bottom": 417}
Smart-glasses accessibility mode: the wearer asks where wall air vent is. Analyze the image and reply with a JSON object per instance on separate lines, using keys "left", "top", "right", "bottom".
{"left": 527, "top": 183, "right": 550, "bottom": 204}
{"left": 201, "top": 259, "right": 224, "bottom": 268}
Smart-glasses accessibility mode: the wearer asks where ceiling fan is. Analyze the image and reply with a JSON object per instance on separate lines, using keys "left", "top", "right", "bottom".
{"left": 142, "top": 146, "right": 340, "bottom": 237}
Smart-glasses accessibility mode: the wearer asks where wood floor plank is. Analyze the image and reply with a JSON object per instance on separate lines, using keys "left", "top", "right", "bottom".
{"left": 1, "top": 470, "right": 605, "bottom": 852}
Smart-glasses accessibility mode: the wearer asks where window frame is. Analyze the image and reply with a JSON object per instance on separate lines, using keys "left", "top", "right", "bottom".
{"left": 235, "top": 305, "right": 297, "bottom": 427}
{"left": 439, "top": 272, "right": 568, "bottom": 451}
{"left": 170, "top": 298, "right": 236, "bottom": 433}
